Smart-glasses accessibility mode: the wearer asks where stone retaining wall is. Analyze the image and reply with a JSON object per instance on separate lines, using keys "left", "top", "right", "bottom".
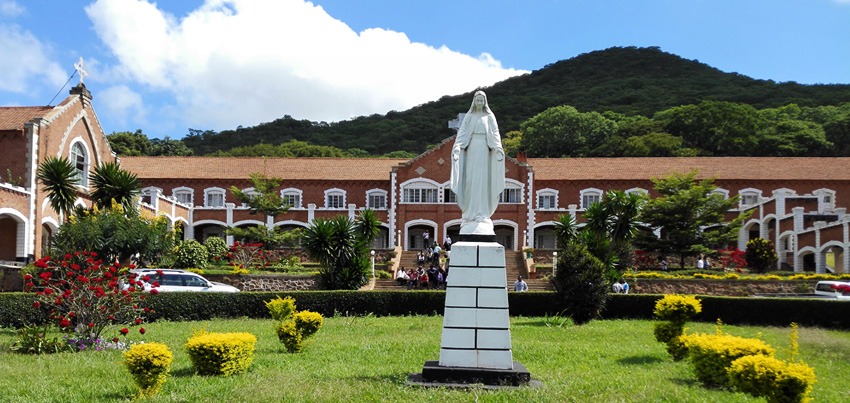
{"left": 630, "top": 279, "right": 815, "bottom": 297}
{"left": 205, "top": 274, "right": 319, "bottom": 292}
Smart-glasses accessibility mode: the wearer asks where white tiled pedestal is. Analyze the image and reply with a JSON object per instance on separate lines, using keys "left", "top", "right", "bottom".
{"left": 438, "top": 241, "right": 513, "bottom": 369}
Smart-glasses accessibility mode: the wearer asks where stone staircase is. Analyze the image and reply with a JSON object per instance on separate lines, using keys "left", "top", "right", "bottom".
{"left": 371, "top": 249, "right": 552, "bottom": 291}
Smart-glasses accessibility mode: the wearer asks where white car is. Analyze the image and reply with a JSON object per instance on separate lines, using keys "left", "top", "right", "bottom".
{"left": 125, "top": 269, "right": 240, "bottom": 293}
{"left": 813, "top": 281, "right": 850, "bottom": 300}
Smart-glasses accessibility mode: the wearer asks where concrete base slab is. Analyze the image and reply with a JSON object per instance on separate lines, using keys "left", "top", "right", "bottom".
{"left": 417, "top": 360, "right": 532, "bottom": 386}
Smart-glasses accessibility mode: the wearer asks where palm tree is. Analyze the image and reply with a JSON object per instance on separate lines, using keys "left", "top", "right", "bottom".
{"left": 89, "top": 162, "right": 140, "bottom": 212}
{"left": 301, "top": 209, "right": 380, "bottom": 290}
{"left": 37, "top": 157, "right": 79, "bottom": 220}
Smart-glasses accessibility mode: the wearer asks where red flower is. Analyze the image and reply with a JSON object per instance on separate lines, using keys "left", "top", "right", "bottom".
{"left": 59, "top": 318, "right": 71, "bottom": 327}
{"left": 25, "top": 282, "right": 34, "bottom": 288}
{"left": 87, "top": 323, "right": 94, "bottom": 328}
{"left": 120, "top": 328, "right": 129, "bottom": 335}
{"left": 64, "top": 254, "right": 72, "bottom": 260}
{"left": 109, "top": 315, "right": 115, "bottom": 320}
{"left": 135, "top": 318, "right": 142, "bottom": 324}
{"left": 156, "top": 270, "right": 163, "bottom": 276}
{"left": 150, "top": 289, "right": 159, "bottom": 295}
{"left": 112, "top": 338, "right": 119, "bottom": 342}
{"left": 129, "top": 264, "right": 136, "bottom": 269}
{"left": 24, "top": 274, "right": 32, "bottom": 280}
{"left": 214, "top": 256, "right": 219, "bottom": 261}
{"left": 139, "top": 327, "right": 146, "bottom": 335}
{"left": 32, "top": 302, "right": 40, "bottom": 308}
{"left": 44, "top": 288, "right": 52, "bottom": 295}
{"left": 142, "top": 276, "right": 150, "bottom": 282}
{"left": 90, "top": 252, "right": 97, "bottom": 257}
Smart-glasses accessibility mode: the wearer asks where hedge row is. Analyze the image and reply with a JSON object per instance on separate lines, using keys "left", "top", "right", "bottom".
{"left": 2, "top": 292, "right": 850, "bottom": 329}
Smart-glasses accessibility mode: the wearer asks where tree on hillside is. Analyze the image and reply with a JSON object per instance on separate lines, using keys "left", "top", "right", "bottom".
{"left": 107, "top": 130, "right": 193, "bottom": 156}
{"left": 520, "top": 105, "right": 618, "bottom": 157}
{"left": 636, "top": 169, "right": 750, "bottom": 269}
{"left": 655, "top": 101, "right": 764, "bottom": 156}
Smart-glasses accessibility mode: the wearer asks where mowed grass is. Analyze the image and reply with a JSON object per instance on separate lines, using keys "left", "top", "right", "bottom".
{"left": 1, "top": 316, "right": 849, "bottom": 402}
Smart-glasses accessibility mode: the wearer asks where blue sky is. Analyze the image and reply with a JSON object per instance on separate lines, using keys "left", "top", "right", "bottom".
{"left": 1, "top": 0, "right": 848, "bottom": 140}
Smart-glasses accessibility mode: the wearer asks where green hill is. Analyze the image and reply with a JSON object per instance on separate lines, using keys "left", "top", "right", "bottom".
{"left": 180, "top": 46, "right": 850, "bottom": 156}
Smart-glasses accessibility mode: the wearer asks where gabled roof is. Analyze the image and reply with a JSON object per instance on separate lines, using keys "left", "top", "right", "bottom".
{"left": 121, "top": 156, "right": 408, "bottom": 181}
{"left": 0, "top": 106, "right": 53, "bottom": 131}
{"left": 528, "top": 157, "right": 850, "bottom": 181}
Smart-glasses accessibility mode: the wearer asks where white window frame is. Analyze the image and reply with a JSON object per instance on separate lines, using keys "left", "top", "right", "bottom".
{"left": 324, "top": 188, "right": 347, "bottom": 209}
{"left": 239, "top": 187, "right": 260, "bottom": 208}
{"left": 172, "top": 186, "right": 194, "bottom": 205}
{"left": 738, "top": 188, "right": 762, "bottom": 208}
{"left": 280, "top": 188, "right": 303, "bottom": 209}
{"left": 499, "top": 179, "right": 524, "bottom": 204}
{"left": 625, "top": 187, "right": 648, "bottom": 197}
{"left": 400, "top": 179, "right": 440, "bottom": 204}
{"left": 813, "top": 188, "right": 836, "bottom": 210}
{"left": 366, "top": 188, "right": 388, "bottom": 210}
{"left": 204, "top": 187, "right": 227, "bottom": 208}
{"left": 69, "top": 139, "right": 90, "bottom": 188}
{"left": 536, "top": 188, "right": 558, "bottom": 210}
{"left": 580, "top": 188, "right": 603, "bottom": 210}
{"left": 711, "top": 188, "right": 730, "bottom": 200}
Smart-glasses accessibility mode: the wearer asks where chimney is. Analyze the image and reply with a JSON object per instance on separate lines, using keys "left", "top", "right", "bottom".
{"left": 516, "top": 151, "right": 527, "bottom": 163}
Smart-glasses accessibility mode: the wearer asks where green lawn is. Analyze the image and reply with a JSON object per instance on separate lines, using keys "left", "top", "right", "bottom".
{"left": 1, "top": 316, "right": 848, "bottom": 402}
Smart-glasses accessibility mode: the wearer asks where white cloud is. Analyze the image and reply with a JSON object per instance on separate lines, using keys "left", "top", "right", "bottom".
{"left": 98, "top": 84, "right": 148, "bottom": 127}
{"left": 85, "top": 0, "right": 527, "bottom": 130}
{"left": 0, "top": 1, "right": 25, "bottom": 18}
{"left": 0, "top": 24, "right": 66, "bottom": 93}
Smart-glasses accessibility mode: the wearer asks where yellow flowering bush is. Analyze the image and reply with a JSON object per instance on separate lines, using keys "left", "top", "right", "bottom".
{"left": 265, "top": 296, "right": 296, "bottom": 322}
{"left": 727, "top": 355, "right": 816, "bottom": 403}
{"left": 122, "top": 342, "right": 173, "bottom": 398}
{"left": 275, "top": 320, "right": 303, "bottom": 353}
{"left": 293, "top": 311, "right": 324, "bottom": 338}
{"left": 185, "top": 332, "right": 256, "bottom": 375}
{"left": 684, "top": 333, "right": 776, "bottom": 386}
{"left": 652, "top": 321, "right": 682, "bottom": 344}
{"left": 654, "top": 295, "right": 702, "bottom": 324}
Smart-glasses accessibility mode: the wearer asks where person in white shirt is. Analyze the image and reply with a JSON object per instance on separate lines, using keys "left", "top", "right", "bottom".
{"left": 395, "top": 266, "right": 409, "bottom": 286}
{"left": 514, "top": 275, "right": 528, "bottom": 292}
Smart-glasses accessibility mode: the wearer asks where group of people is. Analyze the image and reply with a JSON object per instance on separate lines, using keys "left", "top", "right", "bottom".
{"left": 396, "top": 265, "right": 448, "bottom": 290}
{"left": 697, "top": 255, "right": 713, "bottom": 270}
{"left": 416, "top": 244, "right": 448, "bottom": 267}
{"left": 612, "top": 278, "right": 630, "bottom": 294}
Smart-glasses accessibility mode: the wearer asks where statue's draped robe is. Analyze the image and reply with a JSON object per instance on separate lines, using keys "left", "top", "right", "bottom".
{"left": 451, "top": 112, "right": 505, "bottom": 227}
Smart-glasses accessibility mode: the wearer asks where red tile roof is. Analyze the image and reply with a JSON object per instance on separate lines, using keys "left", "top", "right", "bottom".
{"left": 121, "top": 156, "right": 409, "bottom": 180}
{"left": 528, "top": 157, "right": 850, "bottom": 181}
{"left": 0, "top": 106, "right": 53, "bottom": 131}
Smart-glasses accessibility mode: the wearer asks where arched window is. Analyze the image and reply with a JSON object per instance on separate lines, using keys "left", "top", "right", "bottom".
{"left": 738, "top": 188, "right": 762, "bottom": 208}
{"left": 401, "top": 179, "right": 439, "bottom": 204}
{"left": 580, "top": 188, "right": 603, "bottom": 209}
{"left": 813, "top": 188, "right": 836, "bottom": 210}
{"left": 70, "top": 142, "right": 88, "bottom": 187}
{"left": 325, "top": 188, "right": 346, "bottom": 209}
{"left": 172, "top": 187, "right": 194, "bottom": 205}
{"left": 711, "top": 188, "right": 730, "bottom": 199}
{"left": 499, "top": 179, "right": 524, "bottom": 204}
{"left": 536, "top": 188, "right": 558, "bottom": 210}
{"left": 204, "top": 187, "right": 226, "bottom": 208}
{"left": 366, "top": 189, "right": 388, "bottom": 210}
{"left": 281, "top": 188, "right": 303, "bottom": 209}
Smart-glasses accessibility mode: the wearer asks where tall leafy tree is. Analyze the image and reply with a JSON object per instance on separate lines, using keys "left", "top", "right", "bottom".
{"left": 550, "top": 241, "right": 609, "bottom": 325}
{"left": 301, "top": 210, "right": 380, "bottom": 290}
{"left": 636, "top": 169, "right": 750, "bottom": 269}
{"left": 655, "top": 101, "right": 764, "bottom": 156}
{"left": 89, "top": 162, "right": 141, "bottom": 213}
{"left": 520, "top": 105, "right": 618, "bottom": 157}
{"left": 228, "top": 173, "right": 294, "bottom": 247}
{"left": 37, "top": 157, "right": 79, "bottom": 220}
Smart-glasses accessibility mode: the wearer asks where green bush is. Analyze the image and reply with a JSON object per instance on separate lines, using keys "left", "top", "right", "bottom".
{"left": 654, "top": 295, "right": 701, "bottom": 324}
{"left": 293, "top": 311, "right": 323, "bottom": 338}
{"left": 746, "top": 238, "right": 778, "bottom": 274}
{"left": 10, "top": 323, "right": 71, "bottom": 354}
{"left": 683, "top": 333, "right": 776, "bottom": 386}
{"left": 652, "top": 321, "right": 683, "bottom": 344}
{"left": 551, "top": 242, "right": 609, "bottom": 325}
{"left": 727, "top": 354, "right": 816, "bottom": 403}
{"left": 265, "top": 296, "right": 296, "bottom": 322}
{"left": 203, "top": 237, "right": 228, "bottom": 262}
{"left": 275, "top": 321, "right": 303, "bottom": 353}
{"left": 123, "top": 342, "right": 173, "bottom": 398}
{"left": 174, "top": 240, "right": 208, "bottom": 269}
{"left": 185, "top": 331, "right": 256, "bottom": 376}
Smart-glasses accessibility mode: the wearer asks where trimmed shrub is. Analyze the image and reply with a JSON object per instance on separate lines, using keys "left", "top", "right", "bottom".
{"left": 727, "top": 355, "right": 816, "bottom": 403}
{"left": 684, "top": 333, "right": 775, "bottom": 386}
{"left": 123, "top": 342, "right": 173, "bottom": 398}
{"left": 293, "top": 310, "right": 323, "bottom": 338}
{"left": 174, "top": 240, "right": 208, "bottom": 269}
{"left": 275, "top": 320, "right": 303, "bottom": 353}
{"left": 203, "top": 236, "right": 228, "bottom": 262}
{"left": 654, "top": 295, "right": 701, "bottom": 324}
{"left": 551, "top": 242, "right": 609, "bottom": 325}
{"left": 185, "top": 332, "right": 256, "bottom": 376}
{"left": 265, "top": 296, "right": 296, "bottom": 322}
{"left": 652, "top": 321, "right": 683, "bottom": 344}
{"left": 746, "top": 238, "right": 778, "bottom": 274}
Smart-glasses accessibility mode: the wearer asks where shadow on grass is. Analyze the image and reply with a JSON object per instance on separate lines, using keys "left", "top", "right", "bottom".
{"left": 171, "top": 366, "right": 198, "bottom": 378}
{"left": 616, "top": 355, "right": 664, "bottom": 365}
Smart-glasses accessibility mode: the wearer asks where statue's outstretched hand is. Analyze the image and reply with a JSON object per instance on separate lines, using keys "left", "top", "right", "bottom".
{"left": 452, "top": 149, "right": 460, "bottom": 160}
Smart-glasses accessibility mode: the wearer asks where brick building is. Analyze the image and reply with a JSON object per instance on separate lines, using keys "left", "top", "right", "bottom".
{"left": 2, "top": 86, "right": 849, "bottom": 273}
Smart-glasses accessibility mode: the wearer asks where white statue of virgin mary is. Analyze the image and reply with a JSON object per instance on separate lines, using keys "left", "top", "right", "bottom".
{"left": 450, "top": 91, "right": 505, "bottom": 235}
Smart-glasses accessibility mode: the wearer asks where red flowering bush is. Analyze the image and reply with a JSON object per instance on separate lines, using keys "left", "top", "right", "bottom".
{"left": 632, "top": 250, "right": 658, "bottom": 270}
{"left": 25, "top": 252, "right": 156, "bottom": 341}
{"left": 225, "top": 242, "right": 271, "bottom": 271}
{"left": 715, "top": 247, "right": 747, "bottom": 269}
